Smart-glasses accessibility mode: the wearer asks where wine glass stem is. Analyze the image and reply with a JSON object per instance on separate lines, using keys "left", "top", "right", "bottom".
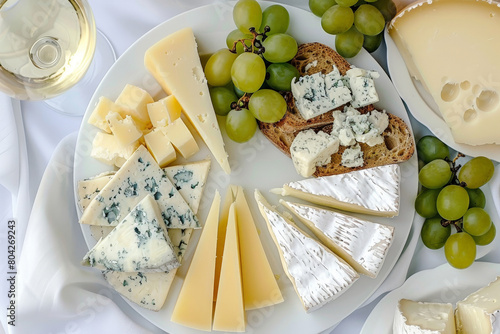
{"left": 29, "top": 36, "right": 62, "bottom": 69}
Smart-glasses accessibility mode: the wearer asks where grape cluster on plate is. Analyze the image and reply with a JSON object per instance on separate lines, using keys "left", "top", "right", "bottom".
{"left": 205, "top": 0, "right": 299, "bottom": 143}
{"left": 309, "top": 0, "right": 396, "bottom": 57}
{"left": 415, "top": 136, "right": 496, "bottom": 269}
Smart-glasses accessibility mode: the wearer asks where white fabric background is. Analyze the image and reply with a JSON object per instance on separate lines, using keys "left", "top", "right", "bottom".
{"left": 0, "top": 1, "right": 499, "bottom": 333}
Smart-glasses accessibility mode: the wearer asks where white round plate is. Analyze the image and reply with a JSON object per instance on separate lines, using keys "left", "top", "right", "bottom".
{"left": 73, "top": 2, "right": 418, "bottom": 333}
{"left": 361, "top": 261, "right": 500, "bottom": 334}
{"left": 384, "top": 29, "right": 500, "bottom": 163}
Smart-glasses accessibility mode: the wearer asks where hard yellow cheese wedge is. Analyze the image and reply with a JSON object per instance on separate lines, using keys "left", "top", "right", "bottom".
{"left": 144, "top": 27, "right": 230, "bottom": 174}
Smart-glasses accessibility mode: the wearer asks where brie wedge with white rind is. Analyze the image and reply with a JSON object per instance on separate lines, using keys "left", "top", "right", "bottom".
{"left": 456, "top": 276, "right": 500, "bottom": 334}
{"left": 254, "top": 190, "right": 359, "bottom": 313}
{"left": 393, "top": 299, "right": 456, "bottom": 334}
{"left": 83, "top": 195, "right": 180, "bottom": 273}
{"left": 272, "top": 164, "right": 400, "bottom": 217}
{"left": 280, "top": 200, "right": 394, "bottom": 278}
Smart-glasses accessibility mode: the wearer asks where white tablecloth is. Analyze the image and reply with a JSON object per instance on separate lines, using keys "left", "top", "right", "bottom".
{"left": 1, "top": 1, "right": 499, "bottom": 333}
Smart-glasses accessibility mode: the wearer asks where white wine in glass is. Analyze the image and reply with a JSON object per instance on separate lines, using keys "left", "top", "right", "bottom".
{"left": 0, "top": 0, "right": 97, "bottom": 101}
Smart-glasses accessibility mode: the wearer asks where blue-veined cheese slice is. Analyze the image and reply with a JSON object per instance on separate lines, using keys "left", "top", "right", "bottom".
{"left": 254, "top": 190, "right": 358, "bottom": 313}
{"left": 82, "top": 195, "right": 180, "bottom": 272}
{"left": 281, "top": 200, "right": 394, "bottom": 278}
{"left": 77, "top": 171, "right": 116, "bottom": 212}
{"left": 80, "top": 145, "right": 199, "bottom": 228}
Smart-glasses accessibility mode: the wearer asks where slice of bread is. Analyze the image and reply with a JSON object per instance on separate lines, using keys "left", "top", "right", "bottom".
{"left": 259, "top": 113, "right": 415, "bottom": 176}
{"left": 275, "top": 42, "right": 374, "bottom": 133}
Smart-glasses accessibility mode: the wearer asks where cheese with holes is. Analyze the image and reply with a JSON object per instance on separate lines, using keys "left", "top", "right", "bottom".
{"left": 281, "top": 200, "right": 394, "bottom": 278}
{"left": 171, "top": 191, "right": 220, "bottom": 330}
{"left": 393, "top": 299, "right": 456, "bottom": 334}
{"left": 144, "top": 27, "right": 230, "bottom": 174}
{"left": 255, "top": 190, "right": 359, "bottom": 313}
{"left": 388, "top": 0, "right": 500, "bottom": 145}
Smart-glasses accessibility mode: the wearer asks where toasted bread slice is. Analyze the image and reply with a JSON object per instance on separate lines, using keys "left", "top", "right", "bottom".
{"left": 275, "top": 42, "right": 374, "bottom": 133}
{"left": 258, "top": 113, "right": 415, "bottom": 176}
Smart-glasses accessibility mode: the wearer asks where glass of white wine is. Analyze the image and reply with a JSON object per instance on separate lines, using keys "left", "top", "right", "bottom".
{"left": 0, "top": 0, "right": 116, "bottom": 115}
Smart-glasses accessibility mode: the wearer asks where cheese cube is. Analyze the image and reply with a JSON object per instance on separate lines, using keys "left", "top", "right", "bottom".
{"left": 161, "top": 118, "right": 199, "bottom": 159}
{"left": 147, "top": 95, "right": 182, "bottom": 127}
{"left": 144, "top": 129, "right": 176, "bottom": 167}
{"left": 90, "top": 132, "right": 140, "bottom": 167}
{"left": 163, "top": 95, "right": 182, "bottom": 122}
{"left": 115, "top": 84, "right": 154, "bottom": 130}
{"left": 88, "top": 96, "right": 133, "bottom": 133}
{"left": 105, "top": 112, "right": 143, "bottom": 147}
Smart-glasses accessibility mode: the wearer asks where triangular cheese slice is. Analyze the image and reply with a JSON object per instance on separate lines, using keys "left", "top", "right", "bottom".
{"left": 83, "top": 195, "right": 180, "bottom": 272}
{"left": 212, "top": 203, "right": 246, "bottom": 332}
{"left": 272, "top": 164, "right": 400, "bottom": 217}
{"left": 80, "top": 145, "right": 199, "bottom": 228}
{"left": 234, "top": 186, "right": 283, "bottom": 310}
{"left": 394, "top": 299, "right": 456, "bottom": 334}
{"left": 255, "top": 190, "right": 359, "bottom": 313}
{"left": 171, "top": 191, "right": 220, "bottom": 330}
{"left": 77, "top": 171, "right": 115, "bottom": 212}
{"left": 281, "top": 200, "right": 394, "bottom": 278}
{"left": 144, "top": 27, "right": 230, "bottom": 174}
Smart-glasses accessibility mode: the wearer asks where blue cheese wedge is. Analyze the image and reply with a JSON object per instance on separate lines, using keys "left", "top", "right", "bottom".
{"left": 345, "top": 67, "right": 379, "bottom": 108}
{"left": 77, "top": 171, "right": 116, "bottom": 212}
{"left": 254, "top": 190, "right": 358, "bottom": 313}
{"left": 83, "top": 195, "right": 180, "bottom": 272}
{"left": 272, "top": 164, "right": 400, "bottom": 217}
{"left": 280, "top": 200, "right": 394, "bottom": 278}
{"left": 393, "top": 299, "right": 456, "bottom": 334}
{"left": 80, "top": 145, "right": 199, "bottom": 229}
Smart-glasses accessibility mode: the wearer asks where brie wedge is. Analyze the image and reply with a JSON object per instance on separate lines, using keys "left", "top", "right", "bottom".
{"left": 393, "top": 299, "right": 456, "bottom": 334}
{"left": 280, "top": 200, "right": 394, "bottom": 278}
{"left": 254, "top": 190, "right": 359, "bottom": 313}
{"left": 272, "top": 164, "right": 400, "bottom": 217}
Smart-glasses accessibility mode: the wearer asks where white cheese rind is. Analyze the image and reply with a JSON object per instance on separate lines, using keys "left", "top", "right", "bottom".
{"left": 80, "top": 146, "right": 200, "bottom": 229}
{"left": 82, "top": 195, "right": 180, "bottom": 272}
{"left": 393, "top": 299, "right": 456, "bottom": 334}
{"left": 275, "top": 164, "right": 400, "bottom": 217}
{"left": 281, "top": 200, "right": 394, "bottom": 278}
{"left": 255, "top": 190, "right": 359, "bottom": 313}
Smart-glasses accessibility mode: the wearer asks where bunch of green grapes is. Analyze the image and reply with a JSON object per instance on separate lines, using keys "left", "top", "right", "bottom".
{"left": 205, "top": 0, "right": 300, "bottom": 143}
{"left": 309, "top": 0, "right": 396, "bottom": 58}
{"left": 415, "top": 136, "right": 496, "bottom": 269}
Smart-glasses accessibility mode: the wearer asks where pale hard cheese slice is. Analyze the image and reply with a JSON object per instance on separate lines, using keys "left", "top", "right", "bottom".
{"left": 81, "top": 145, "right": 200, "bottom": 229}
{"left": 456, "top": 276, "right": 500, "bottom": 334}
{"left": 212, "top": 203, "right": 246, "bottom": 332}
{"left": 255, "top": 190, "right": 359, "bottom": 313}
{"left": 144, "top": 27, "right": 230, "bottom": 174}
{"left": 82, "top": 195, "right": 180, "bottom": 272}
{"left": 163, "top": 160, "right": 211, "bottom": 215}
{"left": 393, "top": 299, "right": 456, "bottom": 334}
{"left": 234, "top": 186, "right": 283, "bottom": 310}
{"left": 281, "top": 200, "right": 394, "bottom": 278}
{"left": 273, "top": 164, "right": 400, "bottom": 217}
{"left": 171, "top": 191, "right": 220, "bottom": 331}
{"left": 77, "top": 171, "right": 116, "bottom": 212}
{"left": 388, "top": 0, "right": 500, "bottom": 145}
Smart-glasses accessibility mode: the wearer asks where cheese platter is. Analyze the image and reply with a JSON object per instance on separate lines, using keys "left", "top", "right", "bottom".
{"left": 73, "top": 1, "right": 418, "bottom": 333}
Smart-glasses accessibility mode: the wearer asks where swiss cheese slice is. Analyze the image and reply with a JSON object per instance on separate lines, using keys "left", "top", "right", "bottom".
{"left": 144, "top": 27, "right": 231, "bottom": 174}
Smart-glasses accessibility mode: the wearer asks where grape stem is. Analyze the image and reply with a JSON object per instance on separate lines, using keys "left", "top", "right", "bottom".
{"left": 441, "top": 218, "right": 463, "bottom": 232}
{"left": 446, "top": 152, "right": 466, "bottom": 187}
{"left": 231, "top": 94, "right": 250, "bottom": 111}
{"left": 229, "top": 26, "right": 270, "bottom": 55}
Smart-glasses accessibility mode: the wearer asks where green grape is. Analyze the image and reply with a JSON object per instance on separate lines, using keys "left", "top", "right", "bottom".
{"left": 209, "top": 87, "right": 238, "bottom": 116}
{"left": 415, "top": 188, "right": 441, "bottom": 218}
{"left": 309, "top": 0, "right": 337, "bottom": 17}
{"left": 321, "top": 5, "right": 354, "bottom": 35}
{"left": 473, "top": 223, "right": 496, "bottom": 246}
{"left": 418, "top": 159, "right": 452, "bottom": 189}
{"left": 363, "top": 33, "right": 383, "bottom": 53}
{"left": 265, "top": 63, "right": 300, "bottom": 91}
{"left": 204, "top": 49, "right": 238, "bottom": 87}
{"left": 463, "top": 207, "right": 492, "bottom": 236}
{"left": 233, "top": 0, "right": 262, "bottom": 34}
{"left": 335, "top": 25, "right": 364, "bottom": 58}
{"left": 421, "top": 217, "right": 451, "bottom": 250}
{"left": 231, "top": 52, "right": 266, "bottom": 93}
{"left": 444, "top": 232, "right": 476, "bottom": 269}
{"left": 262, "top": 33, "right": 298, "bottom": 63}
{"left": 233, "top": 83, "right": 246, "bottom": 97}
{"left": 226, "top": 29, "right": 253, "bottom": 54}
{"left": 466, "top": 188, "right": 486, "bottom": 209}
{"left": 371, "top": 0, "right": 397, "bottom": 22}
{"left": 248, "top": 89, "right": 287, "bottom": 123}
{"left": 458, "top": 156, "right": 494, "bottom": 189}
{"left": 354, "top": 4, "right": 385, "bottom": 36}
{"left": 417, "top": 136, "right": 450, "bottom": 163}
{"left": 437, "top": 185, "right": 469, "bottom": 221}
{"left": 226, "top": 108, "right": 257, "bottom": 143}
{"left": 336, "top": 0, "right": 357, "bottom": 7}
{"left": 260, "top": 5, "right": 289, "bottom": 35}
